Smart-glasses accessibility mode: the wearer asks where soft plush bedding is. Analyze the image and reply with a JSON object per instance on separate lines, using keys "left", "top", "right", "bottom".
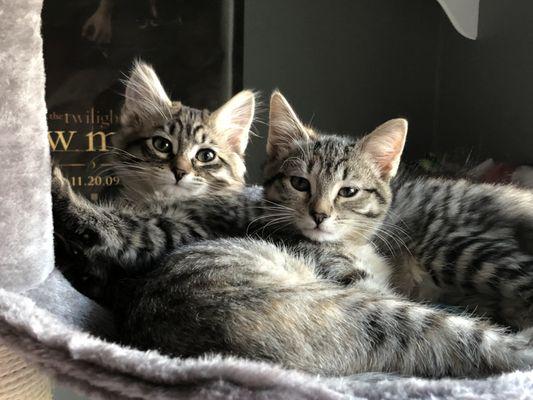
{"left": 5, "top": 273, "right": 533, "bottom": 400}
{"left": 1, "top": 0, "right": 533, "bottom": 398}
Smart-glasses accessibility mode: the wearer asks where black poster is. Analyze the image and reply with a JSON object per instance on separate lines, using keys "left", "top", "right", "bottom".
{"left": 43, "top": 0, "right": 243, "bottom": 200}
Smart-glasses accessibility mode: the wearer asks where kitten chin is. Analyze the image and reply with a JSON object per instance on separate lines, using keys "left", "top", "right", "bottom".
{"left": 155, "top": 182, "right": 209, "bottom": 199}
{"left": 296, "top": 216, "right": 343, "bottom": 242}
{"left": 300, "top": 228, "right": 342, "bottom": 242}
{"left": 119, "top": 174, "right": 210, "bottom": 203}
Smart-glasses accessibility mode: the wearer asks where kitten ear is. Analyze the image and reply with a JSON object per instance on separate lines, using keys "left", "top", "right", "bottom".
{"left": 267, "top": 91, "right": 316, "bottom": 158}
{"left": 121, "top": 60, "right": 172, "bottom": 127}
{"left": 361, "top": 118, "right": 408, "bottom": 180}
{"left": 211, "top": 90, "right": 255, "bottom": 155}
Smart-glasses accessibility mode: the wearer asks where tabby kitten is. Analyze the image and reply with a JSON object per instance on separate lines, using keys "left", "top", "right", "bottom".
{"left": 264, "top": 93, "right": 533, "bottom": 330}
{"left": 108, "top": 61, "right": 255, "bottom": 201}
{"left": 53, "top": 92, "right": 533, "bottom": 378}
{"left": 106, "top": 65, "right": 533, "bottom": 333}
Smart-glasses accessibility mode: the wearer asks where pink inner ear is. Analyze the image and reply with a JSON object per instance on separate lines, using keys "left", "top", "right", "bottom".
{"left": 364, "top": 127, "right": 406, "bottom": 178}
{"left": 374, "top": 150, "right": 396, "bottom": 175}
{"left": 218, "top": 114, "right": 252, "bottom": 155}
{"left": 228, "top": 129, "right": 245, "bottom": 152}
{"left": 212, "top": 91, "right": 254, "bottom": 155}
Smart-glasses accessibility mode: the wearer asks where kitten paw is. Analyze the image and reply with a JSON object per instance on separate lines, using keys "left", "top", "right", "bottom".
{"left": 51, "top": 165, "right": 72, "bottom": 199}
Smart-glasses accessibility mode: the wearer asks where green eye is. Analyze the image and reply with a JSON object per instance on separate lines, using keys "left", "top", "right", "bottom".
{"left": 196, "top": 148, "right": 217, "bottom": 162}
{"left": 338, "top": 187, "right": 359, "bottom": 198}
{"left": 290, "top": 176, "right": 310, "bottom": 192}
{"left": 152, "top": 136, "right": 172, "bottom": 153}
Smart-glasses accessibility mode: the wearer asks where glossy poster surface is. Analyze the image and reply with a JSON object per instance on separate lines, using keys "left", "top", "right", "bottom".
{"left": 43, "top": 0, "right": 242, "bottom": 200}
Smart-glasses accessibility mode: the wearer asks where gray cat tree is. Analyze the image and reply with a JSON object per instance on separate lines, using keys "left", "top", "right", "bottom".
{"left": 2, "top": 0, "right": 533, "bottom": 399}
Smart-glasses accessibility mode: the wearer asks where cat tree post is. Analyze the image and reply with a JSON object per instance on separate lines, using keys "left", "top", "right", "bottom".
{"left": 0, "top": 0, "right": 54, "bottom": 398}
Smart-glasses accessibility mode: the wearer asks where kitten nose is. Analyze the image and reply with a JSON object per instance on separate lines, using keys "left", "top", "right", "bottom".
{"left": 173, "top": 169, "right": 188, "bottom": 183}
{"left": 310, "top": 211, "right": 329, "bottom": 226}
{"left": 172, "top": 156, "right": 192, "bottom": 183}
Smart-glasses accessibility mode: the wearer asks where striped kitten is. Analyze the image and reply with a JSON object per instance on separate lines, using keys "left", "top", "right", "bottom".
{"left": 267, "top": 90, "right": 533, "bottom": 331}
{"left": 108, "top": 61, "right": 255, "bottom": 202}
{"left": 52, "top": 92, "right": 533, "bottom": 377}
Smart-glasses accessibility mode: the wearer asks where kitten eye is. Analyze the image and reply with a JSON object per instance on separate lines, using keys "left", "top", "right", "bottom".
{"left": 152, "top": 136, "right": 172, "bottom": 153}
{"left": 290, "top": 176, "right": 310, "bottom": 192}
{"left": 338, "top": 187, "right": 359, "bottom": 198}
{"left": 196, "top": 148, "right": 217, "bottom": 162}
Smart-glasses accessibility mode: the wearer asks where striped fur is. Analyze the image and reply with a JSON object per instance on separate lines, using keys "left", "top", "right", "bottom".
{"left": 380, "top": 175, "right": 533, "bottom": 330}
{"left": 52, "top": 91, "right": 533, "bottom": 377}
{"left": 109, "top": 61, "right": 255, "bottom": 202}
{"left": 117, "top": 238, "right": 533, "bottom": 377}
{"left": 53, "top": 163, "right": 533, "bottom": 377}
{"left": 265, "top": 91, "right": 533, "bottom": 331}
{"left": 52, "top": 165, "right": 263, "bottom": 303}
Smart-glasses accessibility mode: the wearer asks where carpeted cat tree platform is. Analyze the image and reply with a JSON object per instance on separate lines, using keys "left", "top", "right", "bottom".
{"left": 2, "top": 1, "right": 533, "bottom": 399}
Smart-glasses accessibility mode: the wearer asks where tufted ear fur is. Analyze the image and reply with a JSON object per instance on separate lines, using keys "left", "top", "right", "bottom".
{"left": 120, "top": 60, "right": 173, "bottom": 127}
{"left": 267, "top": 91, "right": 316, "bottom": 158}
{"left": 210, "top": 90, "right": 255, "bottom": 155}
{"left": 361, "top": 118, "right": 408, "bottom": 180}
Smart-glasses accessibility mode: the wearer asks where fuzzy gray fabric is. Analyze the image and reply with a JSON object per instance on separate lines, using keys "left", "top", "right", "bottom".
{"left": 26, "top": 270, "right": 116, "bottom": 339}
{"left": 1, "top": 0, "right": 533, "bottom": 398}
{"left": 4, "top": 280, "right": 533, "bottom": 400}
{"left": 0, "top": 0, "right": 54, "bottom": 292}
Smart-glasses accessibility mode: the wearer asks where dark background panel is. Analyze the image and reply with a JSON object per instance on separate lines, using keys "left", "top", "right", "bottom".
{"left": 43, "top": 0, "right": 240, "bottom": 199}
{"left": 243, "top": 0, "right": 533, "bottom": 183}
{"left": 242, "top": 0, "right": 445, "bottom": 182}
{"left": 435, "top": 0, "right": 533, "bottom": 164}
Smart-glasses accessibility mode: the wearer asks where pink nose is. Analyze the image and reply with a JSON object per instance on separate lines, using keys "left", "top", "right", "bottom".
{"left": 310, "top": 211, "right": 329, "bottom": 225}
{"left": 173, "top": 169, "right": 188, "bottom": 183}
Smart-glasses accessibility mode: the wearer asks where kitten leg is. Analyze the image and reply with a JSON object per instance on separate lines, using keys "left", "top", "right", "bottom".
{"left": 295, "top": 242, "right": 394, "bottom": 295}
{"left": 53, "top": 167, "right": 266, "bottom": 304}
{"left": 52, "top": 166, "right": 262, "bottom": 270}
{"left": 53, "top": 166, "right": 189, "bottom": 270}
{"left": 52, "top": 164, "right": 246, "bottom": 295}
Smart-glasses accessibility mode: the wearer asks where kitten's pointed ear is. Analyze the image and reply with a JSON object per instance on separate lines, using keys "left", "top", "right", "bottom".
{"left": 211, "top": 90, "right": 255, "bottom": 155}
{"left": 267, "top": 91, "right": 316, "bottom": 158}
{"left": 121, "top": 60, "right": 172, "bottom": 127}
{"left": 361, "top": 118, "right": 407, "bottom": 180}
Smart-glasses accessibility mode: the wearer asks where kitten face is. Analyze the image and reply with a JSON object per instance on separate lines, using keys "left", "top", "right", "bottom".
{"left": 112, "top": 61, "right": 255, "bottom": 200}
{"left": 264, "top": 91, "right": 407, "bottom": 244}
